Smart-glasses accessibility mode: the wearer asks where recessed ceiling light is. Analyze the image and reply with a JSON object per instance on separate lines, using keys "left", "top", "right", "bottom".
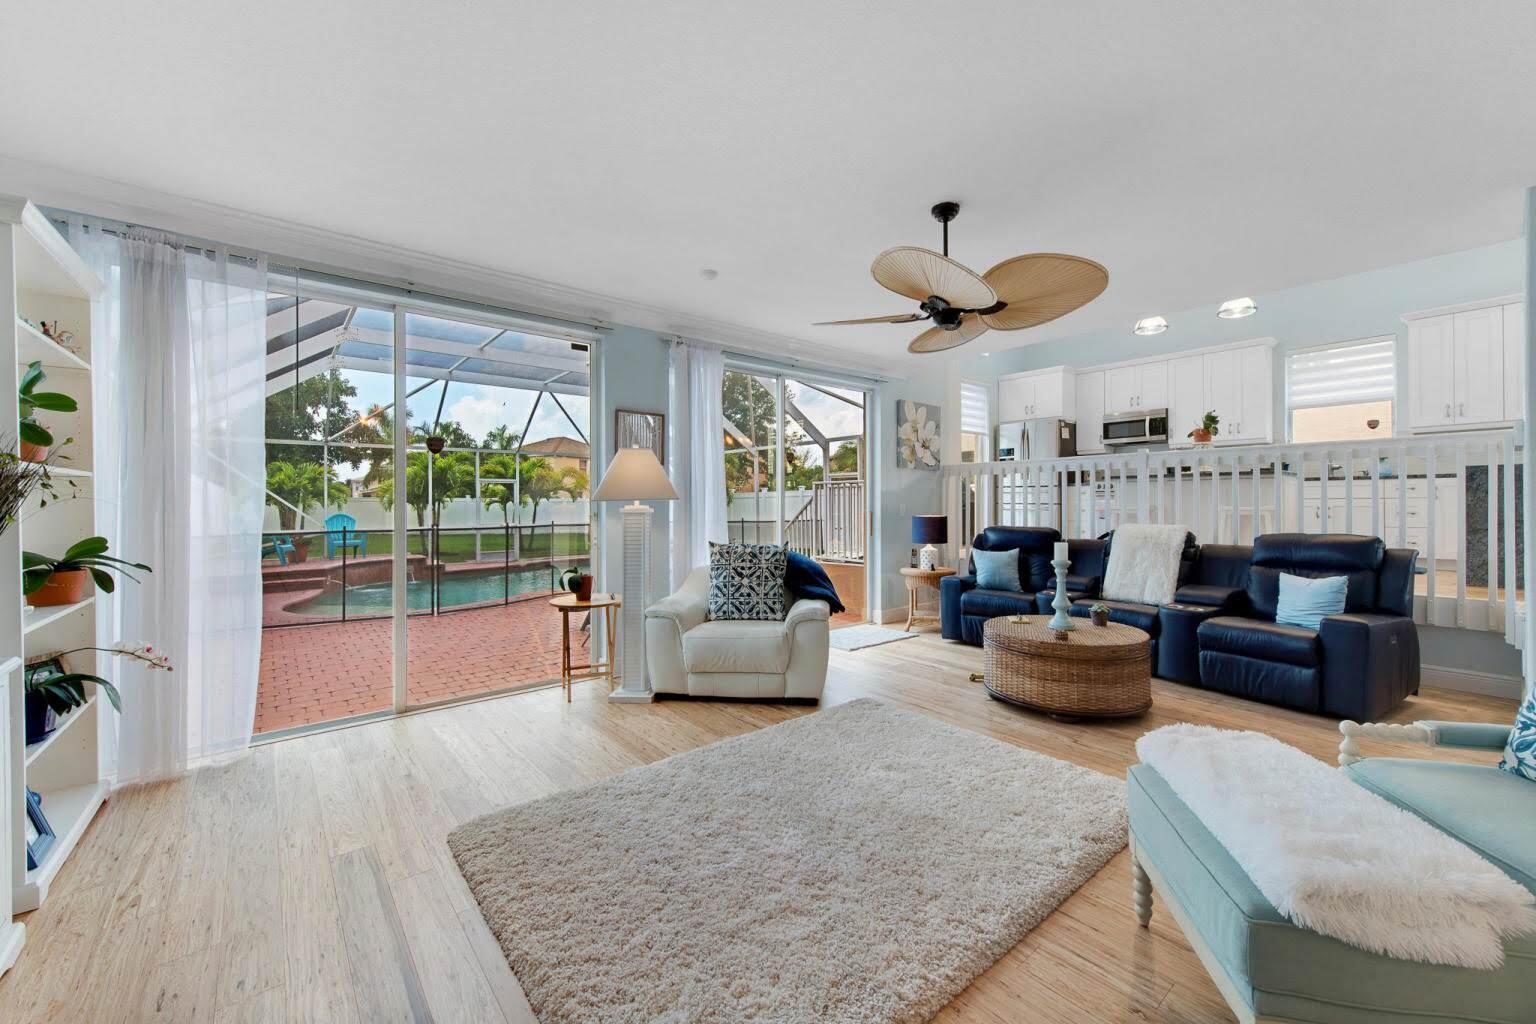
{"left": 1217, "top": 297, "right": 1257, "bottom": 319}
{"left": 699, "top": 268, "right": 719, "bottom": 281}
{"left": 1133, "top": 316, "right": 1168, "bottom": 336}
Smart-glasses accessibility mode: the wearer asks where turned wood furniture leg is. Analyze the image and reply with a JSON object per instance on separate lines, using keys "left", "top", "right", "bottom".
{"left": 1131, "top": 847, "right": 1153, "bottom": 927}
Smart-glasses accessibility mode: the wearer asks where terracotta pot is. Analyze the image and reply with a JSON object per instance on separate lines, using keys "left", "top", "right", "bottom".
{"left": 574, "top": 575, "right": 594, "bottom": 602}
{"left": 27, "top": 568, "right": 91, "bottom": 607}
{"left": 1189, "top": 429, "right": 1212, "bottom": 444}
{"left": 19, "top": 441, "right": 48, "bottom": 463}
{"left": 290, "top": 544, "right": 310, "bottom": 563}
{"left": 1090, "top": 609, "right": 1110, "bottom": 627}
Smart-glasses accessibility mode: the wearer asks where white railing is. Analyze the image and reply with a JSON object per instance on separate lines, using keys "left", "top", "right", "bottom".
{"left": 943, "top": 428, "right": 1524, "bottom": 644}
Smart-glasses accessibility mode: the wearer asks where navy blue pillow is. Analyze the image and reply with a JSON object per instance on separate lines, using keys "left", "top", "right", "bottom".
{"left": 784, "top": 550, "right": 846, "bottom": 613}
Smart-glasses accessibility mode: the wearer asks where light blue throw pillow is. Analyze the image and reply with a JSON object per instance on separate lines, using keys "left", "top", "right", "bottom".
{"left": 973, "top": 548, "right": 1022, "bottom": 592}
{"left": 1275, "top": 572, "right": 1347, "bottom": 629}
{"left": 1498, "top": 690, "right": 1536, "bottom": 783}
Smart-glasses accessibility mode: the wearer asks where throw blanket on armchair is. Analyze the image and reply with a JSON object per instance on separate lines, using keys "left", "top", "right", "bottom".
{"left": 1136, "top": 724, "right": 1536, "bottom": 969}
{"left": 1101, "top": 524, "right": 1187, "bottom": 605}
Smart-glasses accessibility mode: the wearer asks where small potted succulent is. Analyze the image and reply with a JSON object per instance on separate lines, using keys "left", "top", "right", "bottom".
{"left": 562, "top": 565, "right": 594, "bottom": 602}
{"left": 18, "top": 361, "right": 78, "bottom": 463}
{"left": 23, "top": 536, "right": 152, "bottom": 607}
{"left": 1089, "top": 601, "right": 1111, "bottom": 627}
{"left": 1187, "top": 410, "right": 1220, "bottom": 446}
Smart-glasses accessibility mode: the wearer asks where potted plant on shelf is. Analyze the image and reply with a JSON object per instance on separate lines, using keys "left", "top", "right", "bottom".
{"left": 562, "top": 565, "right": 594, "bottom": 602}
{"left": 1187, "top": 410, "right": 1220, "bottom": 446}
{"left": 24, "top": 642, "right": 173, "bottom": 744}
{"left": 1089, "top": 602, "right": 1111, "bottom": 627}
{"left": 18, "top": 361, "right": 78, "bottom": 463}
{"left": 23, "top": 536, "right": 152, "bottom": 608}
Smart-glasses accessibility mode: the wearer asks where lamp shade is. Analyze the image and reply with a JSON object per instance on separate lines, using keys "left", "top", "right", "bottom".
{"left": 911, "top": 514, "right": 948, "bottom": 545}
{"left": 592, "top": 446, "right": 679, "bottom": 502}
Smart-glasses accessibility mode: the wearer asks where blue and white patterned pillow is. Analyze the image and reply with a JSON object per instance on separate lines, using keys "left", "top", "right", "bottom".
{"left": 1498, "top": 689, "right": 1536, "bottom": 783}
{"left": 707, "top": 542, "right": 787, "bottom": 621}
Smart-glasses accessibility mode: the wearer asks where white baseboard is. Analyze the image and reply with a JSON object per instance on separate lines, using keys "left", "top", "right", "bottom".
{"left": 1420, "top": 664, "right": 1524, "bottom": 700}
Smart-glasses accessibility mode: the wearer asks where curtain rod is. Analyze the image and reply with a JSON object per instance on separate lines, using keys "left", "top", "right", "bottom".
{"left": 46, "top": 205, "right": 611, "bottom": 335}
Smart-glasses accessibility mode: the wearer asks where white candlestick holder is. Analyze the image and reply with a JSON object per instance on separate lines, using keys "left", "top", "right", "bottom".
{"left": 1048, "top": 557, "right": 1075, "bottom": 631}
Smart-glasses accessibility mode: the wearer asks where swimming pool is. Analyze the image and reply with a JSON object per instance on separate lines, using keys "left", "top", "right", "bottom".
{"left": 289, "top": 563, "right": 588, "bottom": 617}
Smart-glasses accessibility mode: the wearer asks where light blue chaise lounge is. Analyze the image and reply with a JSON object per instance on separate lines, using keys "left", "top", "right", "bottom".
{"left": 1127, "top": 717, "right": 1535, "bottom": 1024}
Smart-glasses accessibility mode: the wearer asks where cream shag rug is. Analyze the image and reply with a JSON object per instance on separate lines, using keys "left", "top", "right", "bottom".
{"left": 449, "top": 698, "right": 1127, "bottom": 1024}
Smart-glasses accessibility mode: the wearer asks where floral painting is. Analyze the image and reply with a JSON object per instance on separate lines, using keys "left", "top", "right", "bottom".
{"left": 897, "top": 399, "right": 940, "bottom": 470}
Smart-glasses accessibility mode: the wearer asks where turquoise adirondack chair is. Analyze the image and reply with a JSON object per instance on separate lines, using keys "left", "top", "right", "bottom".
{"left": 263, "top": 534, "right": 295, "bottom": 565}
{"left": 324, "top": 513, "right": 367, "bottom": 559}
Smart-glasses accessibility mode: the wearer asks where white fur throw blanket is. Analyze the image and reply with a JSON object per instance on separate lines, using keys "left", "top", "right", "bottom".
{"left": 1101, "top": 524, "right": 1187, "bottom": 605}
{"left": 1136, "top": 725, "right": 1536, "bottom": 969}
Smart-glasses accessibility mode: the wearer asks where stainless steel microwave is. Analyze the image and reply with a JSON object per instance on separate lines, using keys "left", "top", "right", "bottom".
{"left": 1102, "top": 408, "right": 1169, "bottom": 447}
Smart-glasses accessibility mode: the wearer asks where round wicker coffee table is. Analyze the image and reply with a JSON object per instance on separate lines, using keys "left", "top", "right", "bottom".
{"left": 981, "top": 617, "right": 1152, "bottom": 719}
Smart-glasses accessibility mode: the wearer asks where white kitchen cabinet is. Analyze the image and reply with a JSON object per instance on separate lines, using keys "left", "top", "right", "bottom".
{"left": 1452, "top": 306, "right": 1504, "bottom": 425}
{"left": 1139, "top": 360, "right": 1169, "bottom": 411}
{"left": 1075, "top": 370, "right": 1105, "bottom": 453}
{"left": 998, "top": 375, "right": 1036, "bottom": 422}
{"left": 1407, "top": 316, "right": 1455, "bottom": 429}
{"left": 1203, "top": 349, "right": 1241, "bottom": 439}
{"left": 1104, "top": 365, "right": 1138, "bottom": 415}
{"left": 1167, "top": 354, "right": 1205, "bottom": 442}
{"left": 1232, "top": 345, "right": 1273, "bottom": 441}
{"left": 998, "top": 367, "right": 1074, "bottom": 421}
{"left": 1103, "top": 361, "right": 1168, "bottom": 414}
{"left": 1503, "top": 301, "right": 1525, "bottom": 423}
{"left": 1405, "top": 300, "right": 1526, "bottom": 431}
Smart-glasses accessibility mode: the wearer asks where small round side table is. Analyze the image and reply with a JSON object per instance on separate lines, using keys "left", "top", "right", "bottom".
{"left": 899, "top": 566, "right": 956, "bottom": 632}
{"left": 548, "top": 592, "right": 622, "bottom": 702}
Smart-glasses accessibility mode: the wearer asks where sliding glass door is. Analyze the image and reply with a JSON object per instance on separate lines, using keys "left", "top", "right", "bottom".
{"left": 259, "top": 272, "right": 595, "bottom": 734}
{"left": 722, "top": 367, "right": 870, "bottom": 625}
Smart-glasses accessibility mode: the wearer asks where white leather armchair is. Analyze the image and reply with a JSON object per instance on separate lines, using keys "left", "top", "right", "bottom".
{"left": 644, "top": 567, "right": 829, "bottom": 700}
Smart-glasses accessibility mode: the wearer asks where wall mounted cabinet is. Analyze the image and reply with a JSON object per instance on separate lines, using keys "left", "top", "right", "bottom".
{"left": 998, "top": 366, "right": 1075, "bottom": 422}
{"left": 1405, "top": 297, "right": 1525, "bottom": 432}
{"left": 1104, "top": 362, "right": 1168, "bottom": 415}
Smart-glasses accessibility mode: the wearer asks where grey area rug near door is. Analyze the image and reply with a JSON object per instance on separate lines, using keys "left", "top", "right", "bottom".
{"left": 449, "top": 698, "right": 1128, "bottom": 1024}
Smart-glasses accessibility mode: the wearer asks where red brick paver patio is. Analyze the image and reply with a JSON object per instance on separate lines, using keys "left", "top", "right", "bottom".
{"left": 257, "top": 597, "right": 569, "bottom": 733}
{"left": 258, "top": 570, "right": 868, "bottom": 734}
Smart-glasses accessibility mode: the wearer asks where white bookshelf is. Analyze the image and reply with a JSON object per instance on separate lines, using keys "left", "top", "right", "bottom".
{"left": 0, "top": 197, "right": 106, "bottom": 948}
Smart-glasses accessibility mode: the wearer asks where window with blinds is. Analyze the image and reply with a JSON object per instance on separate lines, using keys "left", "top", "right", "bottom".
{"left": 959, "top": 381, "right": 990, "bottom": 462}
{"left": 1286, "top": 336, "right": 1396, "bottom": 442}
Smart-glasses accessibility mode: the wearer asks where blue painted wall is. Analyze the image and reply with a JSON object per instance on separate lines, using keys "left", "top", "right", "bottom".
{"left": 952, "top": 239, "right": 1525, "bottom": 438}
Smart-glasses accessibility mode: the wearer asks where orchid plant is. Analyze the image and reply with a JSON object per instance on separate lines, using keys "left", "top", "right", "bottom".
{"left": 26, "top": 641, "right": 173, "bottom": 716}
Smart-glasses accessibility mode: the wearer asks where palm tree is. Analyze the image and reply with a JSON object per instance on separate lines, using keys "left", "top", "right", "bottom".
{"left": 483, "top": 424, "right": 520, "bottom": 452}
{"left": 523, "top": 464, "right": 589, "bottom": 523}
{"left": 266, "top": 461, "right": 348, "bottom": 530}
{"left": 377, "top": 450, "right": 475, "bottom": 527}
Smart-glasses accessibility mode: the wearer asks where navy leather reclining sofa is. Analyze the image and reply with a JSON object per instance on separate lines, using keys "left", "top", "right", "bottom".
{"left": 939, "top": 527, "right": 1420, "bottom": 720}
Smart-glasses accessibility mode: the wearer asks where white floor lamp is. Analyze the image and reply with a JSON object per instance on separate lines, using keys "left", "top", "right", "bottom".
{"left": 592, "top": 446, "right": 678, "bottom": 703}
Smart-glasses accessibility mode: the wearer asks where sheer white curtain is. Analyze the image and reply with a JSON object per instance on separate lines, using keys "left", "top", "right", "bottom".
{"left": 667, "top": 340, "right": 726, "bottom": 586}
{"left": 66, "top": 220, "right": 267, "bottom": 782}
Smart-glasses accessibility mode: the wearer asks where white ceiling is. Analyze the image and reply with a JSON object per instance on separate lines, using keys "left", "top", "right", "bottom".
{"left": 5, "top": 1, "right": 1536, "bottom": 373}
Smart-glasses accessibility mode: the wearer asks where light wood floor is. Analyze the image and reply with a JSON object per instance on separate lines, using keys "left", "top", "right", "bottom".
{"left": 0, "top": 635, "right": 1516, "bottom": 1024}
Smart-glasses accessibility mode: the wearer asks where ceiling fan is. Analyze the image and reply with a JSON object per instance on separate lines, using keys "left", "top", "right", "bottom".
{"left": 815, "top": 202, "right": 1109, "bottom": 353}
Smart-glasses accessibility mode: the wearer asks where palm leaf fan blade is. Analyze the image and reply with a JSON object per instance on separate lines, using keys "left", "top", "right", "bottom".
{"left": 870, "top": 247, "right": 997, "bottom": 310}
{"left": 907, "top": 314, "right": 990, "bottom": 354}
{"left": 980, "top": 254, "right": 1109, "bottom": 331}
